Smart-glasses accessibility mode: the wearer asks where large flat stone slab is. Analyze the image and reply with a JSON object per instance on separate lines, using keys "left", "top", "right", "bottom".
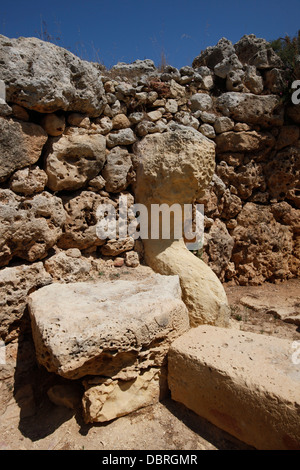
{"left": 28, "top": 274, "right": 189, "bottom": 380}
{"left": 168, "top": 326, "right": 300, "bottom": 450}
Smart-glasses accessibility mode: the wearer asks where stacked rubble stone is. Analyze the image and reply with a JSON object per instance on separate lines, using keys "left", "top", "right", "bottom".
{"left": 0, "top": 33, "right": 299, "bottom": 345}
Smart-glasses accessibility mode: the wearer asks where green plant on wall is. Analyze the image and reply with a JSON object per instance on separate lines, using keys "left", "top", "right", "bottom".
{"left": 270, "top": 31, "right": 300, "bottom": 103}
{"left": 270, "top": 31, "right": 300, "bottom": 69}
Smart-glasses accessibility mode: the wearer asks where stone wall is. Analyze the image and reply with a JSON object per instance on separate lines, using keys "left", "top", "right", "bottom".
{"left": 0, "top": 33, "right": 299, "bottom": 343}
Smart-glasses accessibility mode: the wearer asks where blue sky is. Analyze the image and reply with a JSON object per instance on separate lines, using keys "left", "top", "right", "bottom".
{"left": 1, "top": 0, "right": 299, "bottom": 69}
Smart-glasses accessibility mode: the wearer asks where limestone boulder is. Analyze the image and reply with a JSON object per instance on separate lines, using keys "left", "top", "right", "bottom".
{"left": 44, "top": 250, "right": 92, "bottom": 283}
{"left": 189, "top": 93, "right": 213, "bottom": 112}
{"left": 214, "top": 54, "right": 243, "bottom": 79}
{"left": 134, "top": 124, "right": 230, "bottom": 327}
{"left": 9, "top": 166, "right": 48, "bottom": 195}
{"left": 106, "top": 128, "right": 136, "bottom": 149}
{"left": 57, "top": 191, "right": 110, "bottom": 251}
{"left": 102, "top": 146, "right": 134, "bottom": 193}
{"left": 216, "top": 92, "right": 284, "bottom": 127}
{"left": 44, "top": 133, "right": 106, "bottom": 191}
{"left": 0, "top": 262, "right": 52, "bottom": 340}
{"left": 234, "top": 34, "right": 283, "bottom": 69}
{"left": 0, "top": 35, "right": 106, "bottom": 116}
{"left": 215, "top": 130, "right": 275, "bottom": 153}
{"left": 28, "top": 274, "right": 189, "bottom": 380}
{"left": 142, "top": 239, "right": 230, "bottom": 327}
{"left": 168, "top": 325, "right": 300, "bottom": 450}
{"left": 0, "top": 190, "right": 66, "bottom": 267}
{"left": 0, "top": 117, "right": 48, "bottom": 182}
{"left": 101, "top": 237, "right": 135, "bottom": 256}
{"left": 192, "top": 38, "right": 235, "bottom": 69}
{"left": 134, "top": 123, "right": 215, "bottom": 206}
{"left": 82, "top": 368, "right": 162, "bottom": 423}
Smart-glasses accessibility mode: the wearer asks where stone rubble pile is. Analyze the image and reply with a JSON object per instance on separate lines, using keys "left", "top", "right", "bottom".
{"left": 0, "top": 33, "right": 298, "bottom": 293}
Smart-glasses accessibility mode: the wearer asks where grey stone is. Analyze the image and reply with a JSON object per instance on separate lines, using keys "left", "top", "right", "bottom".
{"left": 0, "top": 35, "right": 106, "bottom": 116}
{"left": 102, "top": 146, "right": 134, "bottom": 193}
{"left": 0, "top": 117, "right": 48, "bottom": 182}
{"left": 189, "top": 93, "right": 213, "bottom": 112}
{"left": 106, "top": 128, "right": 137, "bottom": 148}
{"left": 192, "top": 38, "right": 235, "bottom": 69}
{"left": 234, "top": 34, "right": 283, "bottom": 69}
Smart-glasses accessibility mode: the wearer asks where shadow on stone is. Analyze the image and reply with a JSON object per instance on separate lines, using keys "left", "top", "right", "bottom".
{"left": 162, "top": 397, "right": 255, "bottom": 450}
{"left": 12, "top": 313, "right": 84, "bottom": 442}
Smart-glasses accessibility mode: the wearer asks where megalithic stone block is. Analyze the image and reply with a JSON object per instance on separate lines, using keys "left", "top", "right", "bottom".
{"left": 168, "top": 325, "right": 300, "bottom": 450}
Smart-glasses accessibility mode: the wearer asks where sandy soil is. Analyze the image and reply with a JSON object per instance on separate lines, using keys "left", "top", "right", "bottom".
{"left": 0, "top": 272, "right": 299, "bottom": 451}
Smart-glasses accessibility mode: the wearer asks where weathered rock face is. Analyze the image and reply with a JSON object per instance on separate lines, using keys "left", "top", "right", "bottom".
{"left": 234, "top": 34, "right": 283, "bottom": 69}
{"left": 0, "top": 190, "right": 66, "bottom": 266}
{"left": 9, "top": 166, "right": 48, "bottom": 195}
{"left": 0, "top": 117, "right": 48, "bottom": 182}
{"left": 0, "top": 262, "right": 52, "bottom": 340}
{"left": 134, "top": 124, "right": 215, "bottom": 206}
{"left": 192, "top": 37, "right": 235, "bottom": 69}
{"left": 102, "top": 146, "right": 134, "bottom": 193}
{"left": 82, "top": 367, "right": 162, "bottom": 423}
{"left": 44, "top": 133, "right": 107, "bottom": 191}
{"left": 44, "top": 250, "right": 92, "bottom": 283}
{"left": 0, "top": 35, "right": 106, "bottom": 116}
{"left": 265, "top": 143, "right": 300, "bottom": 203}
{"left": 0, "top": 33, "right": 297, "bottom": 289}
{"left": 57, "top": 191, "right": 108, "bottom": 251}
{"left": 232, "top": 203, "right": 294, "bottom": 285}
{"left": 28, "top": 275, "right": 189, "bottom": 419}
{"left": 0, "top": 31, "right": 299, "bottom": 430}
{"left": 216, "top": 92, "right": 283, "bottom": 127}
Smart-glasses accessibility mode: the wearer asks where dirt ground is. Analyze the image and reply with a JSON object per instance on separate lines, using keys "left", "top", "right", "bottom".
{"left": 0, "top": 271, "right": 299, "bottom": 451}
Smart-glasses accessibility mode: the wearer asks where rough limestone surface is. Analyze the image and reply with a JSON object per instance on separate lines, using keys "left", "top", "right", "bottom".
{"left": 0, "top": 189, "right": 66, "bottom": 267}
{"left": 102, "top": 146, "right": 134, "bottom": 193}
{"left": 234, "top": 34, "right": 283, "bottom": 69}
{"left": 82, "top": 367, "right": 162, "bottom": 423}
{"left": 142, "top": 239, "right": 230, "bottom": 327}
{"left": 0, "top": 117, "right": 48, "bottom": 182}
{"left": 44, "top": 250, "right": 92, "bottom": 283}
{"left": 44, "top": 133, "right": 106, "bottom": 191}
{"left": 0, "top": 35, "right": 106, "bottom": 116}
{"left": 134, "top": 124, "right": 216, "bottom": 205}
{"left": 232, "top": 203, "right": 295, "bottom": 284}
{"left": 192, "top": 37, "right": 235, "bottom": 69}
{"left": 168, "top": 325, "right": 300, "bottom": 450}
{"left": 28, "top": 274, "right": 189, "bottom": 380}
{"left": 0, "top": 262, "right": 52, "bottom": 340}
{"left": 216, "top": 92, "right": 283, "bottom": 127}
{"left": 9, "top": 166, "right": 48, "bottom": 195}
{"left": 57, "top": 191, "right": 111, "bottom": 251}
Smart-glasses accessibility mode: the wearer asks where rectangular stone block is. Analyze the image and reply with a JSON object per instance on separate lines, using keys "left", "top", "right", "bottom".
{"left": 168, "top": 325, "right": 300, "bottom": 450}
